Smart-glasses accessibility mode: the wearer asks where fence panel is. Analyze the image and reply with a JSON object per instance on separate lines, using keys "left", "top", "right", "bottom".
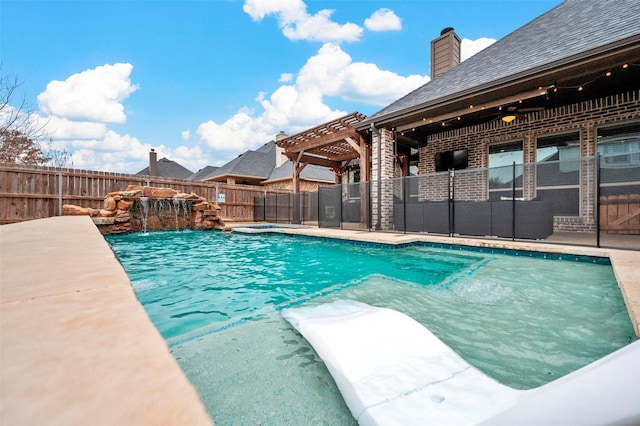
{"left": 0, "top": 163, "right": 288, "bottom": 224}
{"left": 599, "top": 152, "right": 640, "bottom": 236}
{"left": 318, "top": 185, "right": 341, "bottom": 228}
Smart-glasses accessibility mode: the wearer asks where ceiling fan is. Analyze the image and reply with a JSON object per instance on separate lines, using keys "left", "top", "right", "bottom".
{"left": 498, "top": 104, "right": 546, "bottom": 123}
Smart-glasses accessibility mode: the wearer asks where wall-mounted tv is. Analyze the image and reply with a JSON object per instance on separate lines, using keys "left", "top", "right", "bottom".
{"left": 435, "top": 149, "right": 468, "bottom": 172}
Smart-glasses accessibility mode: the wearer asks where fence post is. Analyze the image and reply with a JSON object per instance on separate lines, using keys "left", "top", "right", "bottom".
{"left": 449, "top": 169, "right": 454, "bottom": 237}
{"left": 512, "top": 161, "right": 516, "bottom": 241}
{"left": 340, "top": 183, "right": 344, "bottom": 230}
{"left": 596, "top": 154, "right": 601, "bottom": 248}
{"left": 57, "top": 172, "right": 63, "bottom": 216}
{"left": 402, "top": 176, "right": 407, "bottom": 234}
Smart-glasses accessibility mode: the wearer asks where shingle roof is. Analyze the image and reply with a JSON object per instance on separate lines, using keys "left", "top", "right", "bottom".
{"left": 136, "top": 157, "right": 194, "bottom": 180}
{"left": 206, "top": 141, "right": 277, "bottom": 180}
{"left": 364, "top": 0, "right": 640, "bottom": 124}
{"left": 187, "top": 165, "right": 219, "bottom": 181}
{"left": 265, "top": 161, "right": 335, "bottom": 182}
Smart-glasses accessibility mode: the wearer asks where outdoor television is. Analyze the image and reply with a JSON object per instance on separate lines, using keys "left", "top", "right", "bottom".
{"left": 435, "top": 149, "right": 468, "bottom": 172}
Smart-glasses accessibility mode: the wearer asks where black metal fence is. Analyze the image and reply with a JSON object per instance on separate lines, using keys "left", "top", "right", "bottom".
{"left": 254, "top": 182, "right": 370, "bottom": 229}
{"left": 253, "top": 155, "right": 639, "bottom": 249}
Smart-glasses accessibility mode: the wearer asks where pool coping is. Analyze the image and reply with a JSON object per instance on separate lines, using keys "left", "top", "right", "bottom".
{"left": 0, "top": 216, "right": 214, "bottom": 425}
{"left": 1, "top": 217, "right": 638, "bottom": 425}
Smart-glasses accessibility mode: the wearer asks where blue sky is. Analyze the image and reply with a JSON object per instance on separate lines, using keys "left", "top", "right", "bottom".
{"left": 2, "top": 0, "right": 562, "bottom": 174}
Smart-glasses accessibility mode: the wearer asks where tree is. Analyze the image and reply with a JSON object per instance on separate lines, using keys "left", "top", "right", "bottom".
{"left": 0, "top": 129, "right": 50, "bottom": 164}
{"left": 0, "top": 68, "right": 70, "bottom": 166}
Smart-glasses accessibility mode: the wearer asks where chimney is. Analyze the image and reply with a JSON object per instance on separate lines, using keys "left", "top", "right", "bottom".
{"left": 149, "top": 149, "right": 158, "bottom": 176}
{"left": 275, "top": 131, "right": 288, "bottom": 168}
{"left": 430, "top": 27, "right": 461, "bottom": 79}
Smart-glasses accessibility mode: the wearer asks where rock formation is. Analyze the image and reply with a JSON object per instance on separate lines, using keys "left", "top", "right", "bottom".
{"left": 63, "top": 185, "right": 224, "bottom": 234}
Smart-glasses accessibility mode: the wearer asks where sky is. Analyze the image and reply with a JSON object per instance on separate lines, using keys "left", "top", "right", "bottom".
{"left": 1, "top": 0, "right": 562, "bottom": 175}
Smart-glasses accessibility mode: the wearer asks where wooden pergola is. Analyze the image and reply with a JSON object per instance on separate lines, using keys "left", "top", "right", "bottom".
{"left": 276, "top": 112, "right": 369, "bottom": 193}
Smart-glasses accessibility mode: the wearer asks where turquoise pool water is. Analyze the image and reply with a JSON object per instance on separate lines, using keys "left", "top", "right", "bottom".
{"left": 105, "top": 230, "right": 636, "bottom": 425}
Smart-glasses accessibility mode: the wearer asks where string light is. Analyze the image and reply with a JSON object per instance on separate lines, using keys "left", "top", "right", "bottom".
{"left": 415, "top": 62, "right": 635, "bottom": 131}
{"left": 552, "top": 63, "right": 636, "bottom": 93}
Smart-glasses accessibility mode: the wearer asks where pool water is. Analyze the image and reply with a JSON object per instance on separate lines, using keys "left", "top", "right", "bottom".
{"left": 105, "top": 230, "right": 637, "bottom": 425}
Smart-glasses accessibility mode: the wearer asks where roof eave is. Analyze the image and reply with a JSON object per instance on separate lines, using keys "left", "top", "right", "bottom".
{"left": 204, "top": 173, "right": 268, "bottom": 182}
{"left": 357, "top": 34, "right": 640, "bottom": 130}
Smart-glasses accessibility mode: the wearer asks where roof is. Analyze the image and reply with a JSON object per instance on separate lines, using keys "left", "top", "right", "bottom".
{"left": 264, "top": 161, "right": 335, "bottom": 183}
{"left": 277, "top": 112, "right": 368, "bottom": 169}
{"left": 207, "top": 141, "right": 277, "bottom": 180}
{"left": 187, "top": 165, "right": 219, "bottom": 181}
{"left": 361, "top": 0, "right": 640, "bottom": 127}
{"left": 136, "top": 157, "right": 193, "bottom": 180}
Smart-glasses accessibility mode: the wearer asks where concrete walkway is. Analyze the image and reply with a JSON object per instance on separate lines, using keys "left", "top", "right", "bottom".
{"left": 0, "top": 216, "right": 213, "bottom": 425}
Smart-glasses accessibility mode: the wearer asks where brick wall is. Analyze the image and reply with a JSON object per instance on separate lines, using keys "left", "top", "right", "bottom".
{"left": 413, "top": 90, "right": 640, "bottom": 231}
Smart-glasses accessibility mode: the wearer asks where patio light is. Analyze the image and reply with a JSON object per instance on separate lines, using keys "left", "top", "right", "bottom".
{"left": 501, "top": 114, "right": 517, "bottom": 123}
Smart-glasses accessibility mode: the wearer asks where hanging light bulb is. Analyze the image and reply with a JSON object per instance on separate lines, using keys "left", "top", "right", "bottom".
{"left": 501, "top": 115, "right": 517, "bottom": 123}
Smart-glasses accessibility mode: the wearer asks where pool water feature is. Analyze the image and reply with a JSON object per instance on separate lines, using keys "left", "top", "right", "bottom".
{"left": 105, "top": 230, "right": 637, "bottom": 424}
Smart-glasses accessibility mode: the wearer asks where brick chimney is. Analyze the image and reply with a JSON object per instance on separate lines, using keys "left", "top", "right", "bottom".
{"left": 430, "top": 27, "right": 461, "bottom": 79}
{"left": 149, "top": 149, "right": 158, "bottom": 176}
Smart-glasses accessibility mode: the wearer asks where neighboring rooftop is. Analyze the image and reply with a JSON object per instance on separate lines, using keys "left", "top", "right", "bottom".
{"left": 187, "top": 165, "right": 220, "bottom": 181}
{"left": 201, "top": 141, "right": 277, "bottom": 184}
{"left": 136, "top": 157, "right": 194, "bottom": 180}
{"left": 265, "top": 161, "right": 335, "bottom": 183}
{"left": 363, "top": 0, "right": 640, "bottom": 125}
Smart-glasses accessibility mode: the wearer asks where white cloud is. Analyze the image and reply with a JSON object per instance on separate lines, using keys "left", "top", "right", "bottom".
{"left": 279, "top": 73, "right": 294, "bottom": 82}
{"left": 364, "top": 8, "right": 401, "bottom": 32}
{"left": 298, "top": 43, "right": 429, "bottom": 106}
{"left": 461, "top": 37, "right": 496, "bottom": 61}
{"left": 62, "top": 130, "right": 207, "bottom": 173}
{"left": 28, "top": 62, "right": 210, "bottom": 173}
{"left": 44, "top": 116, "right": 108, "bottom": 140}
{"left": 37, "top": 63, "right": 138, "bottom": 123}
{"left": 243, "top": 0, "right": 362, "bottom": 43}
{"left": 196, "top": 42, "right": 429, "bottom": 154}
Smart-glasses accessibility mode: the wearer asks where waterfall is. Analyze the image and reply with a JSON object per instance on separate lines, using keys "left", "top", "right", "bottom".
{"left": 173, "top": 198, "right": 181, "bottom": 230}
{"left": 140, "top": 197, "right": 149, "bottom": 234}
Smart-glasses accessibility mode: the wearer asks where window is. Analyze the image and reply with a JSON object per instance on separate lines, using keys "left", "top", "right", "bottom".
{"left": 535, "top": 133, "right": 581, "bottom": 215}
{"left": 597, "top": 123, "right": 640, "bottom": 168}
{"left": 488, "top": 141, "right": 523, "bottom": 190}
{"left": 409, "top": 147, "right": 419, "bottom": 176}
{"left": 537, "top": 132, "right": 580, "bottom": 172}
{"left": 347, "top": 168, "right": 360, "bottom": 199}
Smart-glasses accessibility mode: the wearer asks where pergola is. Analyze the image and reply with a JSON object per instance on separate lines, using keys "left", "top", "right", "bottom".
{"left": 276, "top": 112, "right": 369, "bottom": 193}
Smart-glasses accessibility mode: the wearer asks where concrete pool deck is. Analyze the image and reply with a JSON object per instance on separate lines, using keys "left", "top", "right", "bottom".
{"left": 0, "top": 216, "right": 213, "bottom": 425}
{"left": 1, "top": 216, "right": 638, "bottom": 424}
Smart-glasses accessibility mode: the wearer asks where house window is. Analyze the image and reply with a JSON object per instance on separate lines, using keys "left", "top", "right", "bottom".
{"left": 536, "top": 132, "right": 581, "bottom": 215}
{"left": 537, "top": 132, "right": 580, "bottom": 172}
{"left": 488, "top": 141, "right": 523, "bottom": 191}
{"left": 348, "top": 168, "right": 360, "bottom": 199}
{"left": 597, "top": 123, "right": 640, "bottom": 168}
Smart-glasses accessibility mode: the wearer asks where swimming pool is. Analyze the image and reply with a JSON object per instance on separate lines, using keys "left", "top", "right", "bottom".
{"left": 105, "top": 230, "right": 637, "bottom": 424}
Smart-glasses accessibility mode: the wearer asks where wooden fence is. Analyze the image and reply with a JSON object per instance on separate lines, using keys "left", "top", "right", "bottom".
{"left": 0, "top": 163, "right": 290, "bottom": 224}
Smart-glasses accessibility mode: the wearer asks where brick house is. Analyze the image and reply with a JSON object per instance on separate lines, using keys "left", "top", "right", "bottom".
{"left": 354, "top": 0, "right": 640, "bottom": 235}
